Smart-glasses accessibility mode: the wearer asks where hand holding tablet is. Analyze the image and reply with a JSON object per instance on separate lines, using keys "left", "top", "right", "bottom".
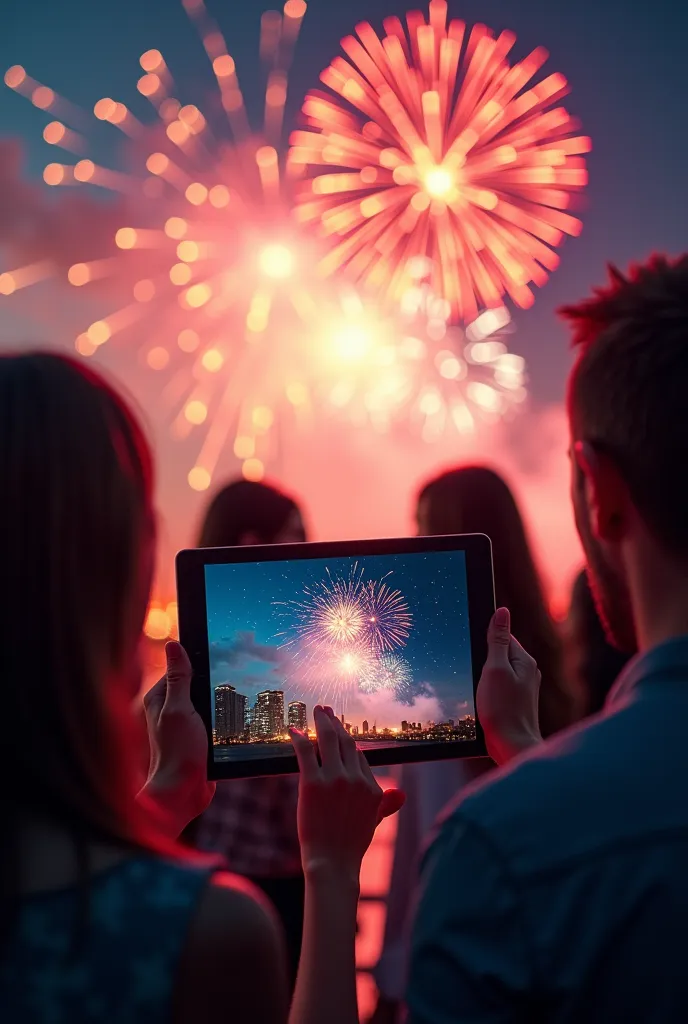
{"left": 176, "top": 534, "right": 495, "bottom": 780}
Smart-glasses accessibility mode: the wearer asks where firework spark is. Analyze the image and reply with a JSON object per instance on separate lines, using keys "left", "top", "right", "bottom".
{"left": 359, "top": 653, "right": 414, "bottom": 697}
{"left": 274, "top": 564, "right": 413, "bottom": 712}
{"left": 396, "top": 258, "right": 527, "bottom": 441}
{"left": 276, "top": 562, "right": 412, "bottom": 655}
{"left": 362, "top": 579, "right": 413, "bottom": 652}
{"left": 289, "top": 1, "right": 590, "bottom": 320}
{"left": 4, "top": 1, "right": 313, "bottom": 491}
{"left": 317, "top": 257, "right": 527, "bottom": 439}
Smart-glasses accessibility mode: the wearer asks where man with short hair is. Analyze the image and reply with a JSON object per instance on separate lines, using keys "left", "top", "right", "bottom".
{"left": 407, "top": 255, "right": 688, "bottom": 1023}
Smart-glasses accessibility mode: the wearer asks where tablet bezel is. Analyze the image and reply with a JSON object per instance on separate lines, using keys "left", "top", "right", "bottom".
{"left": 177, "top": 533, "right": 493, "bottom": 780}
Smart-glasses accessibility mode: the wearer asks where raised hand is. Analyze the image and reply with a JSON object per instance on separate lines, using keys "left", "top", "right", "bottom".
{"left": 477, "top": 607, "right": 543, "bottom": 765}
{"left": 140, "top": 641, "right": 215, "bottom": 837}
{"left": 290, "top": 705, "right": 405, "bottom": 882}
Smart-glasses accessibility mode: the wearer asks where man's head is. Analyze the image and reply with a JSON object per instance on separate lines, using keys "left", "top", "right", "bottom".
{"left": 563, "top": 254, "right": 688, "bottom": 651}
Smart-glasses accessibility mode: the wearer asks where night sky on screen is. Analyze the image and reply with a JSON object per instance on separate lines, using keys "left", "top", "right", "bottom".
{"left": 205, "top": 549, "right": 473, "bottom": 728}
{"left": 2, "top": 0, "right": 687, "bottom": 404}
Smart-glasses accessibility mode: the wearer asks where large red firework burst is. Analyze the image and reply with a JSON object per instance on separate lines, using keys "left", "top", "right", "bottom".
{"left": 289, "top": 0, "right": 591, "bottom": 322}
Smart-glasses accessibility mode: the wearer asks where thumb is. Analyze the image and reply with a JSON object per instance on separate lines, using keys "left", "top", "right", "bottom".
{"left": 378, "top": 788, "right": 406, "bottom": 822}
{"left": 163, "top": 641, "right": 193, "bottom": 710}
{"left": 485, "top": 607, "right": 512, "bottom": 666}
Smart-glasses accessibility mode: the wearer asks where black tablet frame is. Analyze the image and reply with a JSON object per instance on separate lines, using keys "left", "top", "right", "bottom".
{"left": 177, "top": 534, "right": 494, "bottom": 780}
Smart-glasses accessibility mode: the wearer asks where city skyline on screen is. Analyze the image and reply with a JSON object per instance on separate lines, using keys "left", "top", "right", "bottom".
{"left": 205, "top": 550, "right": 474, "bottom": 745}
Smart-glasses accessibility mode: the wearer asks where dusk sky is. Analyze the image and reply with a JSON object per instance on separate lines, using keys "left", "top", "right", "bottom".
{"left": 205, "top": 549, "right": 473, "bottom": 729}
{"left": 3, "top": 0, "right": 686, "bottom": 404}
{"left": 1, "top": 0, "right": 686, "bottom": 604}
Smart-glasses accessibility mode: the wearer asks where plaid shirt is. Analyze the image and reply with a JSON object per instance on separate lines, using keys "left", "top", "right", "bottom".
{"left": 194, "top": 776, "right": 302, "bottom": 878}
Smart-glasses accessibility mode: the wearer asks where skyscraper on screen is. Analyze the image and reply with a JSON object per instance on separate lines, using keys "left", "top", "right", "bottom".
{"left": 255, "top": 690, "right": 285, "bottom": 737}
{"left": 288, "top": 701, "right": 308, "bottom": 731}
{"left": 214, "top": 685, "right": 248, "bottom": 740}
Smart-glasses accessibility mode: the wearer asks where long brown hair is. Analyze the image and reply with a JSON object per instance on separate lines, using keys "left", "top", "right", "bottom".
{"left": 198, "top": 479, "right": 306, "bottom": 547}
{"left": 0, "top": 353, "right": 161, "bottom": 863}
{"left": 418, "top": 465, "right": 576, "bottom": 736}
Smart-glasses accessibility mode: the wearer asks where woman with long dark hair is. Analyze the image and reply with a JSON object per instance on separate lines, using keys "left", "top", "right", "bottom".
{"left": 192, "top": 479, "right": 308, "bottom": 988}
{"left": 198, "top": 480, "right": 307, "bottom": 549}
{"left": 0, "top": 352, "right": 403, "bottom": 1024}
{"left": 416, "top": 466, "right": 574, "bottom": 735}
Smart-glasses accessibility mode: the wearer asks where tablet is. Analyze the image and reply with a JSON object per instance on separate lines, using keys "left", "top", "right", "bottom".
{"left": 177, "top": 534, "right": 494, "bottom": 780}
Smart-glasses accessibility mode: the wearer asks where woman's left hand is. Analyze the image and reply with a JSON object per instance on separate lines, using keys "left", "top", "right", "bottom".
{"left": 139, "top": 641, "right": 216, "bottom": 837}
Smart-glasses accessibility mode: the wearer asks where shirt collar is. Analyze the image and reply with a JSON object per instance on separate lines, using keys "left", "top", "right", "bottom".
{"left": 606, "top": 634, "right": 688, "bottom": 708}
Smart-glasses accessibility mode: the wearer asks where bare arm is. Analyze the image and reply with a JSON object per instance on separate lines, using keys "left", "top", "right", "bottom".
{"left": 288, "top": 706, "right": 405, "bottom": 1024}
{"left": 174, "top": 871, "right": 290, "bottom": 1024}
{"left": 290, "top": 866, "right": 360, "bottom": 1024}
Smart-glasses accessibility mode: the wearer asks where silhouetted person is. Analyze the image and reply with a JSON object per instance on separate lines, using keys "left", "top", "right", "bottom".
{"left": 0, "top": 353, "right": 402, "bottom": 1024}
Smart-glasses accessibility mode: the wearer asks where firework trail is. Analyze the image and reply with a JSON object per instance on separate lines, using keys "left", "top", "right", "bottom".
{"left": 275, "top": 564, "right": 368, "bottom": 653}
{"left": 3, "top": 1, "right": 314, "bottom": 491}
{"left": 273, "top": 563, "right": 413, "bottom": 710}
{"left": 290, "top": 0, "right": 590, "bottom": 321}
{"left": 275, "top": 563, "right": 412, "bottom": 655}
{"left": 311, "top": 260, "right": 528, "bottom": 440}
{"left": 395, "top": 258, "right": 527, "bottom": 441}
{"left": 361, "top": 578, "right": 412, "bottom": 652}
{"left": 277, "top": 640, "right": 377, "bottom": 716}
{"left": 359, "top": 652, "right": 413, "bottom": 696}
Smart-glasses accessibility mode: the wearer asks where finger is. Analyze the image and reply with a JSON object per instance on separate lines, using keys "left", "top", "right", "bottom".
{"left": 289, "top": 728, "right": 319, "bottom": 780}
{"left": 163, "top": 642, "right": 193, "bottom": 712}
{"left": 484, "top": 608, "right": 512, "bottom": 668}
{"left": 143, "top": 676, "right": 167, "bottom": 725}
{"left": 378, "top": 788, "right": 406, "bottom": 821}
{"left": 331, "top": 715, "right": 360, "bottom": 773}
{"left": 314, "top": 706, "right": 342, "bottom": 776}
{"left": 508, "top": 625, "right": 538, "bottom": 661}
{"left": 357, "top": 748, "right": 379, "bottom": 786}
{"left": 508, "top": 636, "right": 538, "bottom": 673}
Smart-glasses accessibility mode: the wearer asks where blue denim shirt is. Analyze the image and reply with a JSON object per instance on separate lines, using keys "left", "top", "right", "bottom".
{"left": 407, "top": 636, "right": 688, "bottom": 1024}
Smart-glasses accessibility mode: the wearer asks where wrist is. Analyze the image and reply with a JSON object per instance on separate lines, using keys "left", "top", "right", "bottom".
{"left": 138, "top": 779, "right": 185, "bottom": 838}
{"left": 303, "top": 858, "right": 361, "bottom": 895}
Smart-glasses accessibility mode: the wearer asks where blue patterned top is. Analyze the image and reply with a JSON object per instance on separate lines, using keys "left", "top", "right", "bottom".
{"left": 0, "top": 856, "right": 211, "bottom": 1023}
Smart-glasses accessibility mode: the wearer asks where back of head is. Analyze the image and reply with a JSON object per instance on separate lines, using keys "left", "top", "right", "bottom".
{"left": 565, "top": 255, "right": 688, "bottom": 558}
{"left": 0, "top": 352, "right": 153, "bottom": 845}
{"left": 418, "top": 466, "right": 572, "bottom": 734}
{"left": 198, "top": 479, "right": 306, "bottom": 547}
{"left": 568, "top": 570, "right": 631, "bottom": 715}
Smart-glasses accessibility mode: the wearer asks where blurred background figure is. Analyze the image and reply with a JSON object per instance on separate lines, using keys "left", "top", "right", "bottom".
{"left": 198, "top": 479, "right": 307, "bottom": 549}
{"left": 416, "top": 466, "right": 575, "bottom": 737}
{"left": 190, "top": 479, "right": 307, "bottom": 989}
{"left": 565, "top": 569, "right": 632, "bottom": 716}
{"left": 369, "top": 465, "right": 578, "bottom": 1024}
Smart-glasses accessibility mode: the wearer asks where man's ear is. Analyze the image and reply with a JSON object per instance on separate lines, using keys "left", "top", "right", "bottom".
{"left": 574, "top": 441, "right": 628, "bottom": 542}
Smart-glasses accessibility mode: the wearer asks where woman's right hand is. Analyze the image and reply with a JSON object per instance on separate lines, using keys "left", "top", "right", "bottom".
{"left": 290, "top": 706, "right": 405, "bottom": 883}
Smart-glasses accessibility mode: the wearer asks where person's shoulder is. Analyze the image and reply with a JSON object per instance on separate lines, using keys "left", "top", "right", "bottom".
{"left": 189, "top": 870, "right": 285, "bottom": 954}
{"left": 173, "top": 871, "right": 288, "bottom": 1024}
{"left": 436, "top": 710, "right": 632, "bottom": 875}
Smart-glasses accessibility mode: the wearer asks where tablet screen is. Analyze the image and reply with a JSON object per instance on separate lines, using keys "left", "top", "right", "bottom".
{"left": 204, "top": 548, "right": 476, "bottom": 765}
